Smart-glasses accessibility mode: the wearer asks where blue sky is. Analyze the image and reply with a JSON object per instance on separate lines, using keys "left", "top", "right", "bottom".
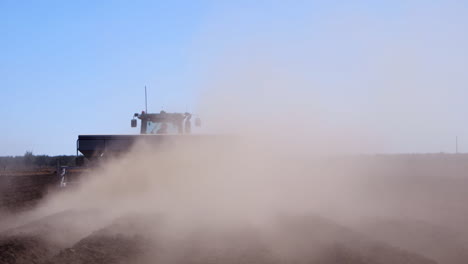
{"left": 1, "top": 1, "right": 468, "bottom": 155}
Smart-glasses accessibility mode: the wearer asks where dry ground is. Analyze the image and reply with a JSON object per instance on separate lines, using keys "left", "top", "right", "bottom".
{"left": 1, "top": 155, "right": 468, "bottom": 264}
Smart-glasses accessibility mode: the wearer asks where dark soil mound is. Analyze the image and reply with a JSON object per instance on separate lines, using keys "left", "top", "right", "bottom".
{"left": 46, "top": 234, "right": 145, "bottom": 264}
{"left": 0, "top": 235, "right": 55, "bottom": 264}
{"left": 0, "top": 213, "right": 439, "bottom": 264}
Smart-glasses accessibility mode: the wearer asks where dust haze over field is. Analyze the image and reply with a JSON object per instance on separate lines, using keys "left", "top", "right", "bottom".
{"left": 2, "top": 61, "right": 468, "bottom": 264}
{"left": 2, "top": 2, "right": 468, "bottom": 264}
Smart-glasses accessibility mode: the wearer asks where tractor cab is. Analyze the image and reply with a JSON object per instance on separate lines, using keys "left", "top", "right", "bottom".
{"left": 131, "top": 111, "right": 200, "bottom": 134}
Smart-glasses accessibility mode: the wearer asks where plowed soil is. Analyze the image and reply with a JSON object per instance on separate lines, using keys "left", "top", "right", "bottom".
{"left": 1, "top": 159, "right": 468, "bottom": 264}
{"left": 0, "top": 170, "right": 57, "bottom": 211}
{"left": 0, "top": 211, "right": 438, "bottom": 264}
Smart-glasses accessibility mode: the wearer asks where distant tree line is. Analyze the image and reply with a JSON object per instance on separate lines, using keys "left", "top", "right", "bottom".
{"left": 0, "top": 151, "right": 76, "bottom": 171}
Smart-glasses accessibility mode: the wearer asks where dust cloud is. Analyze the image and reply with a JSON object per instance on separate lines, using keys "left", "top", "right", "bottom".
{"left": 3, "top": 6, "right": 468, "bottom": 261}
{"left": 4, "top": 63, "right": 468, "bottom": 263}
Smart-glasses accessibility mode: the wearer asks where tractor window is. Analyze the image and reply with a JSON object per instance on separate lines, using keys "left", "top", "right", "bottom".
{"left": 146, "top": 121, "right": 179, "bottom": 134}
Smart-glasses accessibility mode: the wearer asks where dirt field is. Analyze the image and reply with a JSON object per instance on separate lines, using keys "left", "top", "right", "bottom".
{"left": 1, "top": 155, "right": 468, "bottom": 264}
{"left": 0, "top": 170, "right": 57, "bottom": 211}
{"left": 0, "top": 210, "right": 437, "bottom": 264}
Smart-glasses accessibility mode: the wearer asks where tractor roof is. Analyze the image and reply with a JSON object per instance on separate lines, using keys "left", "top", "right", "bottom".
{"left": 137, "top": 111, "right": 190, "bottom": 122}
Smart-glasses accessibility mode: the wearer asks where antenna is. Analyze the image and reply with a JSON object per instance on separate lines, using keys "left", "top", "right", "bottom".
{"left": 145, "top": 86, "right": 148, "bottom": 113}
{"left": 456, "top": 136, "right": 458, "bottom": 154}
